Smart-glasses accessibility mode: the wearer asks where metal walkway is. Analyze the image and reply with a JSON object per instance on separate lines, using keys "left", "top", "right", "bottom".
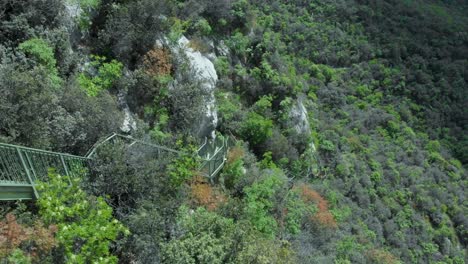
{"left": 0, "top": 134, "right": 232, "bottom": 200}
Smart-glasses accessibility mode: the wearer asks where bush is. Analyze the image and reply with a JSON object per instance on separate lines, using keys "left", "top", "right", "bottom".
{"left": 189, "top": 176, "right": 227, "bottom": 210}
{"left": 98, "top": 0, "right": 171, "bottom": 65}
{"left": 240, "top": 112, "right": 273, "bottom": 147}
{"left": 36, "top": 171, "right": 128, "bottom": 263}
{"left": 214, "top": 56, "right": 230, "bottom": 77}
{"left": 0, "top": 213, "right": 57, "bottom": 261}
{"left": 193, "top": 18, "right": 212, "bottom": 36}
{"left": 295, "top": 184, "right": 337, "bottom": 228}
{"left": 167, "top": 146, "right": 200, "bottom": 187}
{"left": 142, "top": 47, "right": 172, "bottom": 77}
{"left": 75, "top": 0, "right": 101, "bottom": 31}
{"left": 18, "top": 38, "right": 61, "bottom": 88}
{"left": 78, "top": 55, "right": 123, "bottom": 97}
{"left": 221, "top": 146, "right": 246, "bottom": 191}
{"left": 243, "top": 170, "right": 285, "bottom": 237}
{"left": 18, "top": 38, "right": 56, "bottom": 73}
{"left": 160, "top": 206, "right": 235, "bottom": 264}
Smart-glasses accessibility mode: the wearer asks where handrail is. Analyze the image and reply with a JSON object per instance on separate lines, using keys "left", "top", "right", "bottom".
{"left": 1, "top": 133, "right": 233, "bottom": 200}
{"left": 198, "top": 136, "right": 231, "bottom": 180}
{"left": 0, "top": 142, "right": 90, "bottom": 160}
{"left": 197, "top": 137, "right": 208, "bottom": 153}
{"left": 86, "top": 133, "right": 183, "bottom": 158}
{"left": 0, "top": 142, "right": 89, "bottom": 200}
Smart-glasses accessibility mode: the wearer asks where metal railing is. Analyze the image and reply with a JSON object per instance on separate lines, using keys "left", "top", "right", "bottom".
{"left": 0, "top": 133, "right": 234, "bottom": 200}
{"left": 0, "top": 142, "right": 90, "bottom": 200}
{"left": 198, "top": 135, "right": 234, "bottom": 180}
{"left": 86, "top": 133, "right": 183, "bottom": 158}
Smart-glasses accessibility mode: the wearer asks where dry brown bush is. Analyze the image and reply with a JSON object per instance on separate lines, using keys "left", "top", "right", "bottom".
{"left": 142, "top": 47, "right": 172, "bottom": 77}
{"left": 226, "top": 146, "right": 244, "bottom": 165}
{"left": 189, "top": 176, "right": 227, "bottom": 211}
{"left": 296, "top": 184, "right": 337, "bottom": 228}
{"left": 0, "top": 213, "right": 57, "bottom": 259}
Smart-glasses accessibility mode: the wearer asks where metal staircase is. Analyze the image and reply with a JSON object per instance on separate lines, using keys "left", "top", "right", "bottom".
{"left": 0, "top": 134, "right": 233, "bottom": 200}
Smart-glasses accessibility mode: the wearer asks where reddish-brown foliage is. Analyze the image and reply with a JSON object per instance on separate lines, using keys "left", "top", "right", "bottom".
{"left": 0, "top": 213, "right": 57, "bottom": 259}
{"left": 296, "top": 184, "right": 337, "bottom": 228}
{"left": 365, "top": 249, "right": 400, "bottom": 264}
{"left": 190, "top": 176, "right": 226, "bottom": 211}
{"left": 226, "top": 146, "right": 244, "bottom": 165}
{"left": 142, "top": 47, "right": 172, "bottom": 77}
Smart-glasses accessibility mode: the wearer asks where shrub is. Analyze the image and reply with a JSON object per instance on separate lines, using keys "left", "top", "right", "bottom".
{"left": 142, "top": 47, "right": 172, "bottom": 77}
{"left": 240, "top": 112, "right": 273, "bottom": 146}
{"left": 243, "top": 170, "right": 285, "bottom": 237}
{"left": 189, "top": 176, "right": 226, "bottom": 210}
{"left": 78, "top": 55, "right": 123, "bottom": 97}
{"left": 193, "top": 18, "right": 212, "bottom": 36}
{"left": 253, "top": 95, "right": 273, "bottom": 115}
{"left": 283, "top": 190, "right": 311, "bottom": 235}
{"left": 0, "top": 213, "right": 57, "bottom": 261}
{"left": 167, "top": 147, "right": 200, "bottom": 187}
{"left": 295, "top": 184, "right": 337, "bottom": 228}
{"left": 18, "top": 38, "right": 56, "bottom": 73}
{"left": 98, "top": 0, "right": 171, "bottom": 64}
{"left": 36, "top": 171, "right": 128, "bottom": 263}
{"left": 167, "top": 75, "right": 209, "bottom": 134}
{"left": 221, "top": 146, "right": 245, "bottom": 190}
{"left": 75, "top": 0, "right": 101, "bottom": 31}
{"left": 160, "top": 206, "right": 235, "bottom": 264}
{"left": 214, "top": 56, "right": 230, "bottom": 77}
{"left": 18, "top": 38, "right": 61, "bottom": 87}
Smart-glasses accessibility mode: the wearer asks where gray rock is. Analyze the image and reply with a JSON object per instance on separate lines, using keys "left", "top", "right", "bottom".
{"left": 170, "top": 36, "right": 219, "bottom": 138}
{"left": 288, "top": 97, "right": 311, "bottom": 136}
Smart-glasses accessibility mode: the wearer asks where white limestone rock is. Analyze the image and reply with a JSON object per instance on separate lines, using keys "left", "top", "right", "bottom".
{"left": 171, "top": 36, "right": 219, "bottom": 138}
{"left": 289, "top": 97, "right": 311, "bottom": 136}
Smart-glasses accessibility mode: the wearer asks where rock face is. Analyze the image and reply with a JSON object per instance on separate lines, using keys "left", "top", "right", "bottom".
{"left": 64, "top": 2, "right": 82, "bottom": 19}
{"left": 118, "top": 90, "right": 137, "bottom": 133}
{"left": 288, "top": 96, "right": 318, "bottom": 161}
{"left": 288, "top": 97, "right": 311, "bottom": 136}
{"left": 172, "top": 36, "right": 219, "bottom": 138}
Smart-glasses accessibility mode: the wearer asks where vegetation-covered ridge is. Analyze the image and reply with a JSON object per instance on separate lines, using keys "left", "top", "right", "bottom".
{"left": 0, "top": 0, "right": 466, "bottom": 263}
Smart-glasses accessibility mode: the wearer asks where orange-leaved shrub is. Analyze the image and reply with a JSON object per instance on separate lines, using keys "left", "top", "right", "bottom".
{"left": 142, "top": 47, "right": 172, "bottom": 77}
{"left": 296, "top": 184, "right": 337, "bottom": 228}
{"left": 189, "top": 176, "right": 226, "bottom": 211}
{"left": 0, "top": 213, "right": 57, "bottom": 259}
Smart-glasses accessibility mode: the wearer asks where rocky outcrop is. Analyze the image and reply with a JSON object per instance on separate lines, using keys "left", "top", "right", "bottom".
{"left": 288, "top": 96, "right": 318, "bottom": 169}
{"left": 118, "top": 90, "right": 137, "bottom": 133}
{"left": 288, "top": 96, "right": 311, "bottom": 136}
{"left": 170, "top": 36, "right": 219, "bottom": 138}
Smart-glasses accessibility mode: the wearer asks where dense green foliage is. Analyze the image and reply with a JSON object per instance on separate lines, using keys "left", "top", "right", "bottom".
{"left": 78, "top": 55, "right": 123, "bottom": 96}
{"left": 36, "top": 171, "right": 128, "bottom": 263}
{"left": 0, "top": 0, "right": 466, "bottom": 263}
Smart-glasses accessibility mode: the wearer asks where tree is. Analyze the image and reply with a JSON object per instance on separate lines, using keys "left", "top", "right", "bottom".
{"left": 36, "top": 171, "right": 128, "bottom": 264}
{"left": 78, "top": 55, "right": 123, "bottom": 97}
{"left": 240, "top": 112, "right": 273, "bottom": 147}
{"left": 242, "top": 169, "right": 285, "bottom": 237}
{"left": 160, "top": 206, "right": 235, "bottom": 264}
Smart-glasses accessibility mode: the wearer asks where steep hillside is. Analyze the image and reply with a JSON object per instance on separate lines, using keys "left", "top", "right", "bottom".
{"left": 0, "top": 0, "right": 466, "bottom": 263}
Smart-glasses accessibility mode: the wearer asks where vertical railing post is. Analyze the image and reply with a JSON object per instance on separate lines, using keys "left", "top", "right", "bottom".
{"left": 60, "top": 155, "right": 73, "bottom": 185}
{"left": 24, "top": 152, "right": 38, "bottom": 182}
{"left": 16, "top": 148, "right": 39, "bottom": 199}
{"left": 60, "top": 155, "right": 70, "bottom": 176}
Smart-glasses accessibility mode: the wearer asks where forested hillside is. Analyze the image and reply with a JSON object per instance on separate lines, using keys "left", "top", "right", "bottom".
{"left": 0, "top": 0, "right": 466, "bottom": 263}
